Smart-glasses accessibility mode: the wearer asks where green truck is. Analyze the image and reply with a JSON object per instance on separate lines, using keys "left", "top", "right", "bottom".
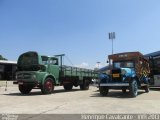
{"left": 14, "top": 51, "right": 97, "bottom": 94}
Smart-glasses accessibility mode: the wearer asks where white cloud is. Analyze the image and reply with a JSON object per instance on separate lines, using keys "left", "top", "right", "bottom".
{"left": 75, "top": 62, "right": 89, "bottom": 68}
{"left": 74, "top": 62, "right": 108, "bottom": 70}
{"left": 94, "top": 63, "right": 108, "bottom": 69}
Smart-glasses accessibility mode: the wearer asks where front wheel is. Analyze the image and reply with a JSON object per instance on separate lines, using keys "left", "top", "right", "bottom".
{"left": 19, "top": 85, "right": 32, "bottom": 94}
{"left": 99, "top": 86, "right": 109, "bottom": 96}
{"left": 0, "top": 73, "right": 2, "bottom": 80}
{"left": 41, "top": 78, "right": 54, "bottom": 94}
{"left": 129, "top": 79, "right": 138, "bottom": 97}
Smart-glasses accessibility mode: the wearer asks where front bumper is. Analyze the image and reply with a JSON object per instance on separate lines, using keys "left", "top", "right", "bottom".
{"left": 13, "top": 80, "right": 38, "bottom": 86}
{"left": 99, "top": 83, "right": 129, "bottom": 87}
{"left": 15, "top": 71, "right": 39, "bottom": 85}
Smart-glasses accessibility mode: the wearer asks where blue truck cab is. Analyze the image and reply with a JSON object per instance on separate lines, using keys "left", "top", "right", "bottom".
{"left": 99, "top": 52, "right": 150, "bottom": 97}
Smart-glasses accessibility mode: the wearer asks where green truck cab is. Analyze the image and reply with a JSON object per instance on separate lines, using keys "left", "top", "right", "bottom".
{"left": 99, "top": 52, "right": 150, "bottom": 97}
{"left": 14, "top": 51, "right": 97, "bottom": 94}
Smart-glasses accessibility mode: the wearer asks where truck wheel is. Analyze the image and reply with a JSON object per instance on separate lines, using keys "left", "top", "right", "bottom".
{"left": 0, "top": 74, "right": 2, "bottom": 80}
{"left": 80, "top": 80, "right": 89, "bottom": 90}
{"left": 99, "top": 86, "right": 109, "bottom": 96}
{"left": 143, "top": 85, "right": 149, "bottom": 93}
{"left": 41, "top": 78, "right": 54, "bottom": 94}
{"left": 129, "top": 79, "right": 138, "bottom": 97}
{"left": 63, "top": 84, "right": 73, "bottom": 91}
{"left": 19, "top": 85, "right": 32, "bottom": 94}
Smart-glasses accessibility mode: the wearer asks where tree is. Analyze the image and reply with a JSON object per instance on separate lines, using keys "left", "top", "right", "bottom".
{"left": 0, "top": 55, "right": 7, "bottom": 60}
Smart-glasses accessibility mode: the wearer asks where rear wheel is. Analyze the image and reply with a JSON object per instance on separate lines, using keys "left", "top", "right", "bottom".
{"left": 19, "top": 85, "right": 32, "bottom": 94}
{"left": 99, "top": 86, "right": 109, "bottom": 96}
{"left": 41, "top": 78, "right": 54, "bottom": 94}
{"left": 63, "top": 84, "right": 73, "bottom": 91}
{"left": 129, "top": 79, "right": 138, "bottom": 97}
{"left": 80, "top": 80, "right": 89, "bottom": 90}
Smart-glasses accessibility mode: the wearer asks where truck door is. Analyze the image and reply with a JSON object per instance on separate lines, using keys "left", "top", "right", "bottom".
{"left": 49, "top": 58, "right": 59, "bottom": 81}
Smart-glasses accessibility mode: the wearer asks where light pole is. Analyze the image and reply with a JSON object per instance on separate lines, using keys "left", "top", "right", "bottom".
{"left": 97, "top": 62, "right": 100, "bottom": 69}
{"left": 109, "top": 32, "right": 116, "bottom": 54}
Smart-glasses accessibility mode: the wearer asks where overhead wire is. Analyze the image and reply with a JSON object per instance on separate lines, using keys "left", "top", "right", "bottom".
{"left": 65, "top": 55, "right": 74, "bottom": 66}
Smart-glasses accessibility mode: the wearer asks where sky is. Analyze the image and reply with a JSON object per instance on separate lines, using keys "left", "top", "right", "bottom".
{"left": 1, "top": 0, "right": 160, "bottom": 69}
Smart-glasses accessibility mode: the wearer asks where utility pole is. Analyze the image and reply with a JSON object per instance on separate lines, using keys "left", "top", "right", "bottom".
{"left": 109, "top": 32, "right": 116, "bottom": 54}
{"left": 97, "top": 62, "right": 100, "bottom": 69}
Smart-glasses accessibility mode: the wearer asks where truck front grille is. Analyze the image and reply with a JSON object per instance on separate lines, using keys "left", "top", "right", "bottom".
{"left": 17, "top": 73, "right": 32, "bottom": 79}
{"left": 112, "top": 69, "right": 122, "bottom": 82}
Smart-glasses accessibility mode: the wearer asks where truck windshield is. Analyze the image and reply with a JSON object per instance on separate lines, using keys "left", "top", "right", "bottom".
{"left": 41, "top": 56, "right": 58, "bottom": 65}
{"left": 113, "top": 61, "right": 134, "bottom": 68}
{"left": 17, "top": 52, "right": 40, "bottom": 71}
{"left": 41, "top": 56, "right": 49, "bottom": 65}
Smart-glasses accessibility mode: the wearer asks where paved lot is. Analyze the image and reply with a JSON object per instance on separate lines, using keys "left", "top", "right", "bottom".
{"left": 0, "top": 82, "right": 160, "bottom": 114}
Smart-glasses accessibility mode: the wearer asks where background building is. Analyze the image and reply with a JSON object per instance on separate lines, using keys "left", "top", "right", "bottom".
{"left": 0, "top": 60, "right": 17, "bottom": 80}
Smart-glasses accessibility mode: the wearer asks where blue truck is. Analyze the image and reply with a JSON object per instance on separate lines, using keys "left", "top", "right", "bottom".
{"left": 98, "top": 52, "right": 150, "bottom": 97}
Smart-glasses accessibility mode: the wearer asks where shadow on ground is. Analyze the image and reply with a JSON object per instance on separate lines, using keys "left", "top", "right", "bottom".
{"left": 3, "top": 88, "right": 81, "bottom": 96}
{"left": 150, "top": 87, "right": 160, "bottom": 91}
{"left": 90, "top": 90, "right": 146, "bottom": 99}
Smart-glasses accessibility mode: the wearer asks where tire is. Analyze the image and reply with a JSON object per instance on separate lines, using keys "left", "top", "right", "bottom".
{"left": 143, "top": 85, "right": 149, "bottom": 93}
{"left": 63, "top": 84, "right": 73, "bottom": 91}
{"left": 129, "top": 79, "right": 138, "bottom": 97}
{"left": 19, "top": 85, "right": 32, "bottom": 94}
{"left": 80, "top": 80, "right": 89, "bottom": 90}
{"left": 0, "top": 74, "right": 2, "bottom": 80}
{"left": 99, "top": 86, "right": 109, "bottom": 96}
{"left": 41, "top": 78, "right": 54, "bottom": 94}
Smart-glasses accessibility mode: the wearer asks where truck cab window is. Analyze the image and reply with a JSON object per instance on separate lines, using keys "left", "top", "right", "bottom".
{"left": 114, "top": 62, "right": 121, "bottom": 68}
{"left": 50, "top": 58, "right": 58, "bottom": 65}
{"left": 42, "top": 56, "right": 49, "bottom": 65}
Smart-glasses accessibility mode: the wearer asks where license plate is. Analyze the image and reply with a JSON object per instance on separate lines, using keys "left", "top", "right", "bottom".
{"left": 113, "top": 74, "right": 120, "bottom": 78}
{"left": 18, "top": 82, "right": 23, "bottom": 85}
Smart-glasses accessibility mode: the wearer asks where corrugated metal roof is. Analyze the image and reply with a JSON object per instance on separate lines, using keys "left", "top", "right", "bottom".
{"left": 145, "top": 51, "right": 160, "bottom": 57}
{"left": 98, "top": 65, "right": 110, "bottom": 72}
{"left": 0, "top": 60, "right": 17, "bottom": 64}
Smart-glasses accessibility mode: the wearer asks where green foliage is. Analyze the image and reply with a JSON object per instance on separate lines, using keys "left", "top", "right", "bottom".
{"left": 0, "top": 55, "right": 7, "bottom": 60}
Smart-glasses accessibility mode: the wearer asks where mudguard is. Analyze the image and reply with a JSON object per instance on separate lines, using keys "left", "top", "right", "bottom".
{"left": 42, "top": 73, "right": 56, "bottom": 85}
{"left": 99, "top": 73, "right": 110, "bottom": 83}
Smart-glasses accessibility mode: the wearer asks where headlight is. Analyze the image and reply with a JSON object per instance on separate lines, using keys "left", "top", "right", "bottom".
{"left": 106, "top": 70, "right": 111, "bottom": 74}
{"left": 121, "top": 69, "right": 127, "bottom": 75}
